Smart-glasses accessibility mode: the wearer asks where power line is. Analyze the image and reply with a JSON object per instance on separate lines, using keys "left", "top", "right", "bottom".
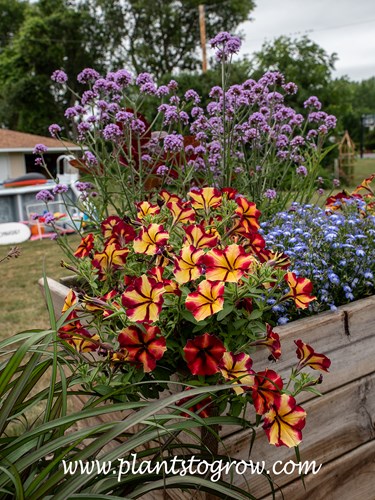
{"left": 245, "top": 17, "right": 375, "bottom": 43}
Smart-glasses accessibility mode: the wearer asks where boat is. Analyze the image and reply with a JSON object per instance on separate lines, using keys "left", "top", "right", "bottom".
{"left": 3, "top": 173, "right": 47, "bottom": 188}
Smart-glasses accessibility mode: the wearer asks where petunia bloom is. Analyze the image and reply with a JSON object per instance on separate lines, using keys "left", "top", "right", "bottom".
{"left": 133, "top": 224, "right": 169, "bottom": 255}
{"left": 59, "top": 289, "right": 81, "bottom": 334}
{"left": 167, "top": 201, "right": 195, "bottom": 224}
{"left": 252, "top": 369, "right": 283, "bottom": 415}
{"left": 59, "top": 328, "right": 99, "bottom": 353}
{"left": 284, "top": 272, "right": 316, "bottom": 309}
{"left": 249, "top": 324, "right": 282, "bottom": 360}
{"left": 183, "top": 333, "right": 225, "bottom": 375}
{"left": 101, "top": 215, "right": 123, "bottom": 239}
{"left": 221, "top": 187, "right": 238, "bottom": 200}
{"left": 84, "top": 290, "right": 120, "bottom": 318}
{"left": 188, "top": 187, "right": 222, "bottom": 211}
{"left": 92, "top": 243, "right": 129, "bottom": 281}
{"left": 136, "top": 200, "right": 161, "bottom": 220}
{"left": 184, "top": 224, "right": 218, "bottom": 248}
{"left": 106, "top": 221, "right": 136, "bottom": 247}
{"left": 185, "top": 280, "right": 224, "bottom": 322}
{"left": 202, "top": 244, "right": 253, "bottom": 282}
{"left": 235, "top": 197, "right": 261, "bottom": 232}
{"left": 74, "top": 234, "right": 94, "bottom": 258}
{"left": 121, "top": 275, "right": 165, "bottom": 322}
{"left": 295, "top": 339, "right": 331, "bottom": 372}
{"left": 263, "top": 394, "right": 306, "bottom": 447}
{"left": 352, "top": 173, "right": 375, "bottom": 196}
{"left": 148, "top": 266, "right": 180, "bottom": 295}
{"left": 219, "top": 352, "right": 254, "bottom": 394}
{"left": 159, "top": 189, "right": 182, "bottom": 204}
{"left": 242, "top": 231, "right": 266, "bottom": 255}
{"left": 173, "top": 245, "right": 204, "bottom": 284}
{"left": 118, "top": 325, "right": 166, "bottom": 372}
{"left": 257, "top": 248, "right": 290, "bottom": 270}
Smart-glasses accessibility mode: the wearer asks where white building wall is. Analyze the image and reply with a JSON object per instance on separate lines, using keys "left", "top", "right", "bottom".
{"left": 0, "top": 153, "right": 11, "bottom": 182}
{"left": 9, "top": 153, "right": 25, "bottom": 178}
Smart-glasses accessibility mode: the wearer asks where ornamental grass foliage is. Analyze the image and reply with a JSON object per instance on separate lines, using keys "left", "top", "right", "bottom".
{"left": 261, "top": 175, "right": 375, "bottom": 323}
{"left": 43, "top": 32, "right": 337, "bottom": 221}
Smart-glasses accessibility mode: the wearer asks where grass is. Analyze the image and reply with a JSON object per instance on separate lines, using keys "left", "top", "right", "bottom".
{"left": 1, "top": 157, "right": 374, "bottom": 341}
{"left": 351, "top": 157, "right": 375, "bottom": 188}
{"left": 0, "top": 235, "right": 79, "bottom": 340}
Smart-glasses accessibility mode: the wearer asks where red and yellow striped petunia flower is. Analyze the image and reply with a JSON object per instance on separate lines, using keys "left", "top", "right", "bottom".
{"left": 252, "top": 369, "right": 283, "bottom": 415}
{"left": 219, "top": 352, "right": 254, "bottom": 394}
{"left": 101, "top": 215, "right": 123, "bottom": 239}
{"left": 160, "top": 189, "right": 182, "bottom": 205}
{"left": 185, "top": 280, "right": 225, "bottom": 322}
{"left": 183, "top": 224, "right": 218, "bottom": 248}
{"left": 166, "top": 201, "right": 195, "bottom": 224}
{"left": 295, "top": 339, "right": 331, "bottom": 372}
{"left": 136, "top": 200, "right": 161, "bottom": 220}
{"left": 235, "top": 197, "right": 261, "bottom": 232}
{"left": 74, "top": 233, "right": 94, "bottom": 258}
{"left": 263, "top": 394, "right": 306, "bottom": 447}
{"left": 183, "top": 333, "right": 225, "bottom": 376}
{"left": 92, "top": 243, "right": 129, "bottom": 281}
{"left": 173, "top": 245, "right": 205, "bottom": 284}
{"left": 202, "top": 244, "right": 254, "bottom": 282}
{"left": 284, "top": 272, "right": 316, "bottom": 309}
{"left": 105, "top": 221, "right": 136, "bottom": 247}
{"left": 118, "top": 325, "right": 167, "bottom": 372}
{"left": 188, "top": 187, "right": 222, "bottom": 211}
{"left": 133, "top": 223, "right": 169, "bottom": 255}
{"left": 249, "top": 324, "right": 281, "bottom": 360}
{"left": 121, "top": 274, "right": 165, "bottom": 322}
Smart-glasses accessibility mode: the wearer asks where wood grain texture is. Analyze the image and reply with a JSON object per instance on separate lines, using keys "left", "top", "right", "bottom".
{"left": 221, "top": 371, "right": 375, "bottom": 497}
{"left": 261, "top": 439, "right": 375, "bottom": 500}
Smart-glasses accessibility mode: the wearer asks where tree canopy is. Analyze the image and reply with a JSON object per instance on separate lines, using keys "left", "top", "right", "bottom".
{"left": 96, "top": 0, "right": 255, "bottom": 79}
{"left": 250, "top": 35, "right": 338, "bottom": 108}
{"left": 0, "top": 0, "right": 255, "bottom": 135}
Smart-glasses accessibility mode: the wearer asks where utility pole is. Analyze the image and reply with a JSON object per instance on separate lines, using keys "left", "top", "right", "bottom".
{"left": 199, "top": 4, "right": 207, "bottom": 73}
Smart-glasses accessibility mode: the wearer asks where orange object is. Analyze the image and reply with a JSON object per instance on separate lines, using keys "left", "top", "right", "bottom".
{"left": 30, "top": 223, "right": 45, "bottom": 236}
{"left": 4, "top": 179, "right": 47, "bottom": 188}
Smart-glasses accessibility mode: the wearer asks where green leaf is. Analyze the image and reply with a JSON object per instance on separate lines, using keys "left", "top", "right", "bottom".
{"left": 217, "top": 303, "right": 234, "bottom": 321}
{"left": 180, "top": 309, "right": 207, "bottom": 326}
{"left": 230, "top": 399, "right": 244, "bottom": 418}
{"left": 249, "top": 309, "right": 263, "bottom": 320}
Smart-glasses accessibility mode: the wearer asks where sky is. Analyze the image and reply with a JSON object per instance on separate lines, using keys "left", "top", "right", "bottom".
{"left": 238, "top": 0, "right": 375, "bottom": 81}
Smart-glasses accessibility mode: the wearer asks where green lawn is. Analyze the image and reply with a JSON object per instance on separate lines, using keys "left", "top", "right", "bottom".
{"left": 1, "top": 157, "right": 374, "bottom": 340}
{"left": 351, "top": 157, "right": 375, "bottom": 188}
{"left": 0, "top": 235, "right": 79, "bottom": 340}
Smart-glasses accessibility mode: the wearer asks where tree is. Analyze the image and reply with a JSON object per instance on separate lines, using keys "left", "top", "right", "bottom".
{"left": 0, "top": 0, "right": 27, "bottom": 52}
{"left": 96, "top": 0, "right": 255, "bottom": 79}
{"left": 250, "top": 35, "right": 338, "bottom": 109}
{"left": 0, "top": 0, "right": 109, "bottom": 135}
{"left": 0, "top": 0, "right": 255, "bottom": 135}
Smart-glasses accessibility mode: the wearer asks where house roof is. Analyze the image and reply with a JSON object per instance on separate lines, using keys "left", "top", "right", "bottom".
{"left": 0, "top": 129, "right": 80, "bottom": 153}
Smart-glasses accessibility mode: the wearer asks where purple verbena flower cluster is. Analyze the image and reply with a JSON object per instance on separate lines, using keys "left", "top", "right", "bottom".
{"left": 33, "top": 144, "right": 48, "bottom": 155}
{"left": 51, "top": 70, "right": 68, "bottom": 84}
{"left": 52, "top": 184, "right": 69, "bottom": 194}
{"left": 36, "top": 190, "right": 54, "bottom": 202}
{"left": 210, "top": 31, "right": 242, "bottom": 61}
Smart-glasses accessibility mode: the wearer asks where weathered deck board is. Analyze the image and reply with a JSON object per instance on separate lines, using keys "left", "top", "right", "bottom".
{"left": 221, "top": 371, "right": 375, "bottom": 497}
{"left": 261, "top": 439, "right": 375, "bottom": 500}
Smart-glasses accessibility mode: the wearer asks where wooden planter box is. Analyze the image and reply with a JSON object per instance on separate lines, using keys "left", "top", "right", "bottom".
{"left": 39, "top": 277, "right": 375, "bottom": 500}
